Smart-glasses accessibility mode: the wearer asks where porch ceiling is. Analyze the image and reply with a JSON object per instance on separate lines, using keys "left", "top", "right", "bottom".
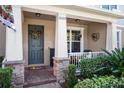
{"left": 23, "top": 11, "right": 56, "bottom": 21}
{"left": 23, "top": 11, "right": 94, "bottom": 25}
{"left": 22, "top": 5, "right": 120, "bottom": 23}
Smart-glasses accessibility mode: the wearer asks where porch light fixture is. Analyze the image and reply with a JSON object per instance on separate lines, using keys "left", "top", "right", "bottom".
{"left": 75, "top": 19, "right": 80, "bottom": 22}
{"left": 35, "top": 13, "right": 41, "bottom": 17}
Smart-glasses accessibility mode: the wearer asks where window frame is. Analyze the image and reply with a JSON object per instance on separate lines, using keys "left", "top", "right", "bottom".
{"left": 116, "top": 29, "right": 122, "bottom": 50}
{"left": 67, "top": 26, "right": 84, "bottom": 53}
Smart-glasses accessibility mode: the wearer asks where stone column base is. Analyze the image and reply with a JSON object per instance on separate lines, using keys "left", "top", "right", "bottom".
{"left": 53, "top": 57, "right": 70, "bottom": 83}
{"left": 3, "top": 60, "right": 24, "bottom": 88}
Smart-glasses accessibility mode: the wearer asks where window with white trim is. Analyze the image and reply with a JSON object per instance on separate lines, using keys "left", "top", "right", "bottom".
{"left": 116, "top": 30, "right": 122, "bottom": 49}
{"left": 102, "top": 5, "right": 117, "bottom": 10}
{"left": 67, "top": 28, "right": 82, "bottom": 53}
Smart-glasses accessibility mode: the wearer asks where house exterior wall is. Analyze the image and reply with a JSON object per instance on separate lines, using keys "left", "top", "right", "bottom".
{"left": 122, "top": 31, "right": 124, "bottom": 48}
{"left": 87, "top": 22, "right": 107, "bottom": 51}
{"left": 0, "top": 23, "right": 6, "bottom": 57}
{"left": 23, "top": 17, "right": 55, "bottom": 66}
{"left": 88, "top": 5, "right": 124, "bottom": 26}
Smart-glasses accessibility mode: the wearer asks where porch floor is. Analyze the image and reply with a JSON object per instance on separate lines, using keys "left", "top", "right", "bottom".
{"left": 24, "top": 66, "right": 56, "bottom": 87}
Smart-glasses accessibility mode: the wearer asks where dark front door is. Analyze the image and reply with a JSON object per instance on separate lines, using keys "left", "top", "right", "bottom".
{"left": 28, "top": 25, "right": 44, "bottom": 65}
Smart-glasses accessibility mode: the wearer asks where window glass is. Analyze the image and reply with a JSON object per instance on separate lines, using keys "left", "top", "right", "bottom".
{"left": 67, "top": 29, "right": 81, "bottom": 53}
{"left": 67, "top": 42, "right": 70, "bottom": 53}
{"left": 72, "top": 42, "right": 80, "bottom": 52}
{"left": 72, "top": 30, "right": 81, "bottom": 41}
{"left": 111, "top": 5, "right": 117, "bottom": 10}
{"left": 102, "top": 5, "right": 109, "bottom": 10}
{"left": 102, "top": 5, "right": 117, "bottom": 10}
{"left": 67, "top": 30, "right": 70, "bottom": 42}
{"left": 117, "top": 32, "right": 120, "bottom": 49}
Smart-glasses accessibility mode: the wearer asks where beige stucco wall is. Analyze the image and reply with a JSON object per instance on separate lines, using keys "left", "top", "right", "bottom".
{"left": 0, "top": 23, "right": 6, "bottom": 57}
{"left": 23, "top": 18, "right": 55, "bottom": 66}
{"left": 122, "top": 30, "right": 124, "bottom": 48}
{"left": 87, "top": 22, "right": 107, "bottom": 51}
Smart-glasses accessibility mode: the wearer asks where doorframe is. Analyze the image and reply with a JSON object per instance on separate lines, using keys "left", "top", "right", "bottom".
{"left": 67, "top": 26, "right": 84, "bottom": 53}
{"left": 28, "top": 24, "right": 44, "bottom": 66}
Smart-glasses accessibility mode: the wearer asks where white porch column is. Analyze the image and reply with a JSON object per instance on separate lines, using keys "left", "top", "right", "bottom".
{"left": 106, "top": 22, "right": 117, "bottom": 51}
{"left": 6, "top": 6, "right": 23, "bottom": 61}
{"left": 54, "top": 13, "right": 69, "bottom": 82}
{"left": 55, "top": 13, "right": 68, "bottom": 58}
{"left": 5, "top": 6, "right": 24, "bottom": 87}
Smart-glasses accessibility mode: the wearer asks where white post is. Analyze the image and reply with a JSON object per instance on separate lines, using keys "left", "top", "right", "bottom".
{"left": 5, "top": 6, "right": 24, "bottom": 87}
{"left": 54, "top": 13, "right": 70, "bottom": 82}
{"left": 106, "top": 22, "right": 117, "bottom": 51}
{"left": 55, "top": 13, "right": 68, "bottom": 58}
{"left": 6, "top": 6, "right": 23, "bottom": 61}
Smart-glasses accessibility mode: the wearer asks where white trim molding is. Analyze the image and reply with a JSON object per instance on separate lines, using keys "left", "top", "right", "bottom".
{"left": 67, "top": 26, "right": 84, "bottom": 53}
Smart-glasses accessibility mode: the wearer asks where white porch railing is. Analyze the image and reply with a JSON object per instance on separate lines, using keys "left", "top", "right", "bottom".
{"left": 68, "top": 52, "right": 105, "bottom": 70}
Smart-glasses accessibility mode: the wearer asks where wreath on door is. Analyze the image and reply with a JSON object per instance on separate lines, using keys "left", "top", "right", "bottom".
{"left": 32, "top": 30, "right": 41, "bottom": 39}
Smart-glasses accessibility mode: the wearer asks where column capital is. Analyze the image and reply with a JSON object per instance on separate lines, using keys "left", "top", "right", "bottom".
{"left": 57, "top": 13, "right": 66, "bottom": 19}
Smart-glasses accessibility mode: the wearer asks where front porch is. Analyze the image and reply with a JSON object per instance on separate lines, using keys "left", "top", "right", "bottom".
{"left": 4, "top": 5, "right": 123, "bottom": 87}
{"left": 22, "top": 10, "right": 108, "bottom": 67}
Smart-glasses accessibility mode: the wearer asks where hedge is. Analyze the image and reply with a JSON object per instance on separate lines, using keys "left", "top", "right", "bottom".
{"left": 74, "top": 75, "right": 124, "bottom": 88}
{"left": 67, "top": 64, "right": 78, "bottom": 88}
{"left": 0, "top": 67, "right": 13, "bottom": 88}
{"left": 80, "top": 56, "right": 112, "bottom": 78}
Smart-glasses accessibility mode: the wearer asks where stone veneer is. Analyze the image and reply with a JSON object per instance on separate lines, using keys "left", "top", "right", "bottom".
{"left": 3, "top": 61, "right": 24, "bottom": 88}
{"left": 53, "top": 57, "right": 70, "bottom": 83}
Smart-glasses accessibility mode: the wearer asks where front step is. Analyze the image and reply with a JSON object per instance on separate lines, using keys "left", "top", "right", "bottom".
{"left": 23, "top": 79, "right": 56, "bottom": 88}
{"left": 24, "top": 66, "right": 56, "bottom": 88}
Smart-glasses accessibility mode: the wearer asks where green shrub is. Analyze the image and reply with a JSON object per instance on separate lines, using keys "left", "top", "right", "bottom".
{"left": 74, "top": 75, "right": 124, "bottom": 88}
{"left": 67, "top": 64, "right": 78, "bottom": 88}
{"left": 0, "top": 67, "right": 13, "bottom": 88}
{"left": 103, "top": 48, "right": 124, "bottom": 77}
{"left": 80, "top": 56, "right": 112, "bottom": 78}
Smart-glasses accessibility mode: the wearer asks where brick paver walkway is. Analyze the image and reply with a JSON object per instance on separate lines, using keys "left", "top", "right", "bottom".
{"left": 24, "top": 66, "right": 56, "bottom": 87}
{"left": 30, "top": 82, "right": 61, "bottom": 88}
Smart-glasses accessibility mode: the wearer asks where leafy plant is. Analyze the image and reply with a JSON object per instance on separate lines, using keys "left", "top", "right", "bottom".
{"left": 102, "top": 48, "right": 124, "bottom": 77}
{"left": 67, "top": 64, "right": 78, "bottom": 88}
{"left": 80, "top": 56, "right": 112, "bottom": 78}
{"left": 74, "top": 75, "right": 124, "bottom": 88}
{"left": 0, "top": 67, "right": 13, "bottom": 88}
